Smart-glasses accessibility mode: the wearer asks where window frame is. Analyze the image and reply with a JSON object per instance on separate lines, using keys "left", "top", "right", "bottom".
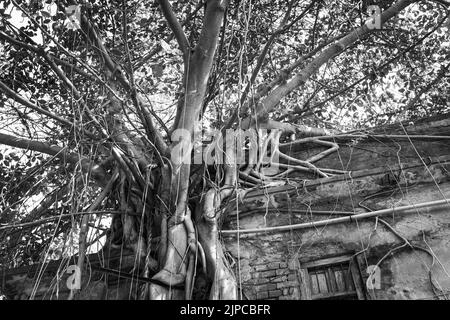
{"left": 298, "top": 254, "right": 366, "bottom": 300}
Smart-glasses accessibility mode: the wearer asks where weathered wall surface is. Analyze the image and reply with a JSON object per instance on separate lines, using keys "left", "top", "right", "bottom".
{"left": 223, "top": 178, "right": 450, "bottom": 300}
{"left": 221, "top": 114, "right": 450, "bottom": 300}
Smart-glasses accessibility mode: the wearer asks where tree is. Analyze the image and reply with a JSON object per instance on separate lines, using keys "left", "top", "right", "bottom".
{"left": 0, "top": 0, "right": 449, "bottom": 300}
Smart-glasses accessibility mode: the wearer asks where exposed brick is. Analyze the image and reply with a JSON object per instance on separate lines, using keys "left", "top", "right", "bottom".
{"left": 276, "top": 269, "right": 288, "bottom": 276}
{"left": 256, "top": 292, "right": 268, "bottom": 300}
{"left": 271, "top": 275, "right": 287, "bottom": 283}
{"left": 257, "top": 283, "right": 277, "bottom": 291}
{"left": 267, "top": 262, "right": 280, "bottom": 269}
{"left": 283, "top": 288, "right": 289, "bottom": 295}
{"left": 261, "top": 270, "right": 276, "bottom": 277}
{"left": 267, "top": 283, "right": 278, "bottom": 291}
{"left": 255, "top": 278, "right": 269, "bottom": 285}
{"left": 269, "top": 290, "right": 282, "bottom": 298}
{"left": 289, "top": 287, "right": 295, "bottom": 294}
{"left": 255, "top": 265, "right": 269, "bottom": 272}
{"left": 277, "top": 280, "right": 298, "bottom": 289}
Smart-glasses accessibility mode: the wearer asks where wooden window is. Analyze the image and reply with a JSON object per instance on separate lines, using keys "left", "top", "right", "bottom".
{"left": 298, "top": 254, "right": 366, "bottom": 300}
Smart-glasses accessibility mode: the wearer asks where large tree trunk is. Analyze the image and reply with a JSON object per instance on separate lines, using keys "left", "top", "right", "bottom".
{"left": 146, "top": 0, "right": 236, "bottom": 300}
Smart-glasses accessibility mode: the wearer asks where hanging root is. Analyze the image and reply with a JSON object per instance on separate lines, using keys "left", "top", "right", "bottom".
{"left": 197, "top": 240, "right": 207, "bottom": 275}
{"left": 183, "top": 207, "right": 203, "bottom": 300}
{"left": 148, "top": 162, "right": 189, "bottom": 300}
{"left": 196, "top": 190, "right": 238, "bottom": 300}
{"left": 185, "top": 253, "right": 195, "bottom": 300}
{"left": 196, "top": 142, "right": 239, "bottom": 300}
{"left": 150, "top": 220, "right": 187, "bottom": 298}
{"left": 237, "top": 129, "right": 340, "bottom": 185}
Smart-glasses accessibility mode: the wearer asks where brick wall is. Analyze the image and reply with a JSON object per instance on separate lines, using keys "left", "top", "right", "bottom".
{"left": 235, "top": 258, "right": 301, "bottom": 300}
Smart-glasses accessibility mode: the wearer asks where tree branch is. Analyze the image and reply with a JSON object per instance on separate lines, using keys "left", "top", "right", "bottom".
{"left": 223, "top": 32, "right": 346, "bottom": 130}
{"left": 8, "top": 0, "right": 168, "bottom": 156}
{"left": 0, "top": 29, "right": 108, "bottom": 139}
{"left": 0, "top": 211, "right": 120, "bottom": 231}
{"left": 403, "top": 62, "right": 450, "bottom": 111}
{"left": 0, "top": 132, "right": 105, "bottom": 180}
{"left": 133, "top": 1, "right": 204, "bottom": 70}
{"left": 157, "top": 0, "right": 190, "bottom": 60}
{"left": 67, "top": 0, "right": 168, "bottom": 154}
{"left": 223, "top": 0, "right": 317, "bottom": 130}
{"left": 0, "top": 131, "right": 74, "bottom": 161}
{"left": 174, "top": 0, "right": 227, "bottom": 131}
{"left": 288, "top": 10, "right": 450, "bottom": 122}
{"left": 5, "top": 4, "right": 122, "bottom": 102}
{"left": 50, "top": 56, "right": 98, "bottom": 82}
{"left": 0, "top": 80, "right": 72, "bottom": 127}
{"left": 256, "top": 0, "right": 416, "bottom": 117}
